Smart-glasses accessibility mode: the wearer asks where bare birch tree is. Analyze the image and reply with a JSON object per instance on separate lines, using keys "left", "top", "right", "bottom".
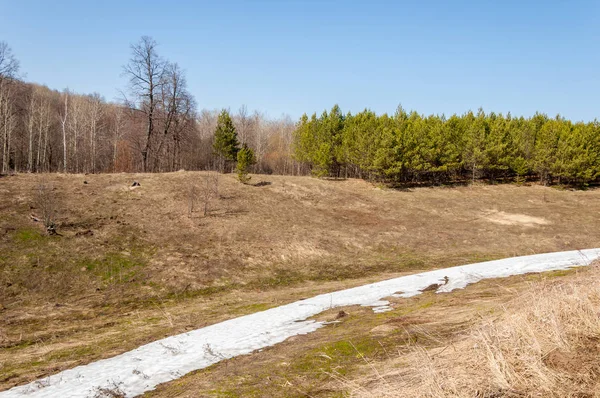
{"left": 36, "top": 90, "right": 52, "bottom": 172}
{"left": 67, "top": 93, "right": 83, "bottom": 172}
{"left": 86, "top": 93, "right": 103, "bottom": 173}
{"left": 59, "top": 89, "right": 69, "bottom": 172}
{"left": 0, "top": 84, "right": 16, "bottom": 174}
{"left": 252, "top": 110, "right": 268, "bottom": 172}
{"left": 236, "top": 105, "right": 254, "bottom": 145}
{"left": 0, "top": 42, "right": 19, "bottom": 174}
{"left": 26, "top": 88, "right": 39, "bottom": 172}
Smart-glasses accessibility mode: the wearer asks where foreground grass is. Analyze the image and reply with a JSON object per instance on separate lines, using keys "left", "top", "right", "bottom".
{"left": 350, "top": 266, "right": 600, "bottom": 397}
{"left": 2, "top": 172, "right": 600, "bottom": 391}
{"left": 145, "top": 270, "right": 585, "bottom": 397}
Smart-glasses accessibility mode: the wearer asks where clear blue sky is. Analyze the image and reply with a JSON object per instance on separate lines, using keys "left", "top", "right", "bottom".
{"left": 1, "top": 0, "right": 598, "bottom": 121}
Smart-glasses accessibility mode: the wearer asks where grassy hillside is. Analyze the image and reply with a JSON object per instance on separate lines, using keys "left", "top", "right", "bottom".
{"left": 1, "top": 172, "right": 600, "bottom": 392}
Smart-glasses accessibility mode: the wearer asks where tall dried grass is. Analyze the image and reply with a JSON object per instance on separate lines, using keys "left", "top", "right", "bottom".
{"left": 354, "top": 266, "right": 600, "bottom": 397}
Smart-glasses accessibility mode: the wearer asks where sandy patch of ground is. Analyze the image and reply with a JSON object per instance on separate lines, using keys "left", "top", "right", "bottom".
{"left": 482, "top": 209, "right": 550, "bottom": 227}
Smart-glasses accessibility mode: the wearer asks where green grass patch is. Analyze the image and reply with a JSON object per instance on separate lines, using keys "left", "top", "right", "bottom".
{"left": 206, "top": 389, "right": 243, "bottom": 398}
{"left": 235, "top": 302, "right": 272, "bottom": 314}
{"left": 80, "top": 252, "right": 146, "bottom": 284}
{"left": 45, "top": 345, "right": 97, "bottom": 362}
{"left": 542, "top": 269, "right": 577, "bottom": 278}
{"left": 292, "top": 337, "right": 383, "bottom": 376}
{"left": 250, "top": 268, "right": 306, "bottom": 289}
{"left": 12, "top": 227, "right": 47, "bottom": 243}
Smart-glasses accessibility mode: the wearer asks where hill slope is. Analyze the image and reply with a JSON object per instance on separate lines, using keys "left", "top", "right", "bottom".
{"left": 1, "top": 172, "right": 600, "bottom": 391}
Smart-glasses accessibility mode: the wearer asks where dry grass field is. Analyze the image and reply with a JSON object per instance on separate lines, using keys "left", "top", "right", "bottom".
{"left": 1, "top": 171, "right": 600, "bottom": 395}
{"left": 347, "top": 265, "right": 600, "bottom": 398}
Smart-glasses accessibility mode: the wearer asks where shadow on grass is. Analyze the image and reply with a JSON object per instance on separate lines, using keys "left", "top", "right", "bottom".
{"left": 251, "top": 181, "right": 272, "bottom": 187}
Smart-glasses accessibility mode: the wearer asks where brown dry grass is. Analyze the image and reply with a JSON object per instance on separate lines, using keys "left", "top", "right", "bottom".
{"left": 350, "top": 265, "right": 600, "bottom": 398}
{"left": 2, "top": 172, "right": 600, "bottom": 392}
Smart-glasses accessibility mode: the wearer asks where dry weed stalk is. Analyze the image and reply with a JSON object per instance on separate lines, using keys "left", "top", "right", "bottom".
{"left": 33, "top": 178, "right": 60, "bottom": 234}
{"left": 187, "top": 172, "right": 220, "bottom": 217}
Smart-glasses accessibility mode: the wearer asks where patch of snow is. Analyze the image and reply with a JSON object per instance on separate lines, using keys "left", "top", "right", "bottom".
{"left": 3, "top": 249, "right": 599, "bottom": 397}
{"left": 361, "top": 299, "right": 389, "bottom": 308}
{"left": 372, "top": 306, "right": 392, "bottom": 313}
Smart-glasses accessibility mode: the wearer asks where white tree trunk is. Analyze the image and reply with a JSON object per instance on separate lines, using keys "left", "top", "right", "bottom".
{"left": 61, "top": 91, "right": 69, "bottom": 173}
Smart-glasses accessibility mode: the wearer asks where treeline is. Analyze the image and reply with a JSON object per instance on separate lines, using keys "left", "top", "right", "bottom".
{"left": 0, "top": 39, "right": 301, "bottom": 175}
{"left": 294, "top": 105, "right": 600, "bottom": 186}
{"left": 3, "top": 37, "right": 599, "bottom": 186}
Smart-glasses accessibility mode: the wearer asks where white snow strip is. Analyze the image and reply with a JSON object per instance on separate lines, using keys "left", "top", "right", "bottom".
{"left": 3, "top": 249, "right": 599, "bottom": 397}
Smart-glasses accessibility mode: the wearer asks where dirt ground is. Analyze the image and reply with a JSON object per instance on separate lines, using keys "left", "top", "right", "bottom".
{"left": 1, "top": 172, "right": 600, "bottom": 392}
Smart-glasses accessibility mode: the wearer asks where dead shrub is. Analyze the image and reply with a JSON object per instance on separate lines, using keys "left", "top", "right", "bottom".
{"left": 33, "top": 179, "right": 61, "bottom": 235}
{"left": 188, "top": 171, "right": 220, "bottom": 217}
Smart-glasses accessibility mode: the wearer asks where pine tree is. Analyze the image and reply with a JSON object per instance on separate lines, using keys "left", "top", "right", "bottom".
{"left": 462, "top": 110, "right": 488, "bottom": 183}
{"left": 342, "top": 109, "right": 381, "bottom": 179}
{"left": 484, "top": 112, "right": 511, "bottom": 180}
{"left": 508, "top": 116, "right": 534, "bottom": 183}
{"left": 236, "top": 143, "right": 257, "bottom": 183}
{"left": 292, "top": 105, "right": 600, "bottom": 187}
{"left": 213, "top": 109, "right": 239, "bottom": 171}
{"left": 293, "top": 113, "right": 311, "bottom": 163}
{"left": 292, "top": 106, "right": 345, "bottom": 178}
{"left": 534, "top": 118, "right": 561, "bottom": 185}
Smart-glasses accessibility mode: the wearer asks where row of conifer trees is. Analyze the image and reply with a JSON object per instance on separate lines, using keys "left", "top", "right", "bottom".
{"left": 293, "top": 105, "right": 600, "bottom": 186}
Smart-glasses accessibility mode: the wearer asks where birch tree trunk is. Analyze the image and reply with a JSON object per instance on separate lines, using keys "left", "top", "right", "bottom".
{"left": 27, "top": 91, "right": 37, "bottom": 172}
{"left": 60, "top": 90, "right": 69, "bottom": 173}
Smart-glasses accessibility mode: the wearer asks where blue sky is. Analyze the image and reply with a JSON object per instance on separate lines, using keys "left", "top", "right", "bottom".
{"left": 1, "top": 0, "right": 598, "bottom": 121}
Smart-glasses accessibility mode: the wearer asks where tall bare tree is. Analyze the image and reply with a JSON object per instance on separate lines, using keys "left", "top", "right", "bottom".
{"left": 35, "top": 90, "right": 52, "bottom": 172}
{"left": 236, "top": 105, "right": 254, "bottom": 145}
{"left": 0, "top": 42, "right": 19, "bottom": 89}
{"left": 154, "top": 62, "right": 182, "bottom": 171}
{"left": 0, "top": 41, "right": 20, "bottom": 174}
{"left": 59, "top": 89, "right": 69, "bottom": 172}
{"left": 109, "top": 104, "right": 126, "bottom": 172}
{"left": 0, "top": 84, "right": 16, "bottom": 174}
{"left": 171, "top": 91, "right": 196, "bottom": 170}
{"left": 26, "top": 89, "right": 38, "bottom": 172}
{"left": 156, "top": 63, "right": 195, "bottom": 171}
{"left": 251, "top": 110, "right": 267, "bottom": 172}
{"left": 85, "top": 93, "right": 103, "bottom": 173}
{"left": 67, "top": 93, "right": 84, "bottom": 172}
{"left": 123, "top": 36, "right": 166, "bottom": 172}
{"left": 0, "top": 40, "right": 304, "bottom": 176}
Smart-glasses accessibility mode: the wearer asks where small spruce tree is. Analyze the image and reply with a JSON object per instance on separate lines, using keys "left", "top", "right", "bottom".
{"left": 237, "top": 144, "right": 257, "bottom": 183}
{"left": 213, "top": 109, "right": 240, "bottom": 172}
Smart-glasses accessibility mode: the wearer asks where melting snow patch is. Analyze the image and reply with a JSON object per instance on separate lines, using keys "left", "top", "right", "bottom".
{"left": 362, "top": 299, "right": 389, "bottom": 308}
{"left": 2, "top": 249, "right": 600, "bottom": 397}
{"left": 372, "top": 306, "right": 392, "bottom": 313}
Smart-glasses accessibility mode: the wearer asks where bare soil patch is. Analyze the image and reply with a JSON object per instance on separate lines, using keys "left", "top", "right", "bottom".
{"left": 482, "top": 209, "right": 550, "bottom": 227}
